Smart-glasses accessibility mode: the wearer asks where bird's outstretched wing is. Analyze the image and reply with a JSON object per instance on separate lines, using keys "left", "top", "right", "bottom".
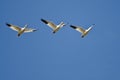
{"left": 6, "top": 23, "right": 21, "bottom": 32}
{"left": 24, "top": 28, "right": 37, "bottom": 33}
{"left": 41, "top": 19, "right": 56, "bottom": 29}
{"left": 70, "top": 25, "right": 85, "bottom": 33}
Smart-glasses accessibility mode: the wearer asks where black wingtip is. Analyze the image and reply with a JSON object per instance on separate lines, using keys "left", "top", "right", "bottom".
{"left": 41, "top": 19, "right": 48, "bottom": 24}
{"left": 70, "top": 25, "right": 77, "bottom": 29}
{"left": 33, "top": 29, "right": 37, "bottom": 32}
{"left": 6, "top": 23, "right": 11, "bottom": 27}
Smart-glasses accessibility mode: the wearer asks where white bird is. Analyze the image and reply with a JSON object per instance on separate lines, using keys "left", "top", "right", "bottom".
{"left": 41, "top": 19, "right": 66, "bottom": 33}
{"left": 6, "top": 23, "right": 37, "bottom": 37}
{"left": 70, "top": 24, "right": 95, "bottom": 38}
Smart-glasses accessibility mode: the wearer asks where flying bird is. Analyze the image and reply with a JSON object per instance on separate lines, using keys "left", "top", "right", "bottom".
{"left": 41, "top": 19, "right": 66, "bottom": 33}
{"left": 6, "top": 23, "right": 37, "bottom": 37}
{"left": 70, "top": 24, "right": 95, "bottom": 38}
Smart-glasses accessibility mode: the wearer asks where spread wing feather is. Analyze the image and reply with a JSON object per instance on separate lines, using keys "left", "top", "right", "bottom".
{"left": 41, "top": 19, "right": 57, "bottom": 29}
{"left": 6, "top": 23, "right": 21, "bottom": 31}
{"left": 24, "top": 28, "right": 37, "bottom": 33}
{"left": 70, "top": 25, "right": 85, "bottom": 33}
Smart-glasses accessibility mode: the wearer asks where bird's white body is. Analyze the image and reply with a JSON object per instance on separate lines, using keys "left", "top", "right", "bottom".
{"left": 53, "top": 22, "right": 65, "bottom": 33}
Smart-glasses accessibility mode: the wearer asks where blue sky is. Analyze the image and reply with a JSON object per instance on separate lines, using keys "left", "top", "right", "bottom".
{"left": 0, "top": 0, "right": 120, "bottom": 80}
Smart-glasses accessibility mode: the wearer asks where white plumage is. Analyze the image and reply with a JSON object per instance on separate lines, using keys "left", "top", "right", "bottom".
{"left": 6, "top": 23, "right": 37, "bottom": 37}
{"left": 41, "top": 19, "right": 66, "bottom": 33}
{"left": 70, "top": 24, "right": 95, "bottom": 38}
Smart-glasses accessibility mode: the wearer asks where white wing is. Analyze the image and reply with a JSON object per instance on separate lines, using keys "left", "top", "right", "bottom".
{"left": 24, "top": 28, "right": 37, "bottom": 33}
{"left": 41, "top": 19, "right": 57, "bottom": 29}
{"left": 86, "top": 24, "right": 95, "bottom": 31}
{"left": 6, "top": 23, "right": 21, "bottom": 32}
{"left": 70, "top": 25, "right": 85, "bottom": 33}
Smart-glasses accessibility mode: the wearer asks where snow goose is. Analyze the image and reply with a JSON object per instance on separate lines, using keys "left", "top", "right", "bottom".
{"left": 6, "top": 23, "right": 37, "bottom": 37}
{"left": 70, "top": 24, "right": 95, "bottom": 38}
{"left": 41, "top": 19, "right": 66, "bottom": 33}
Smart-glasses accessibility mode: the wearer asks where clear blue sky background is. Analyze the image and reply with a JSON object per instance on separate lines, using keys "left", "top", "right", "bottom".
{"left": 0, "top": 0, "right": 120, "bottom": 80}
